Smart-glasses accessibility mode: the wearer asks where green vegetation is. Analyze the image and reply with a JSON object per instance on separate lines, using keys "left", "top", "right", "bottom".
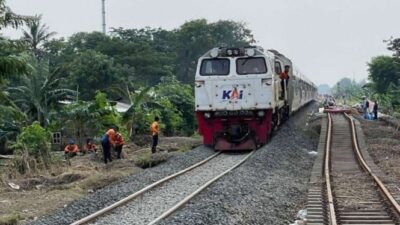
{"left": 0, "top": 0, "right": 254, "bottom": 173}
{"left": 134, "top": 152, "right": 169, "bottom": 168}
{"left": 0, "top": 213, "right": 22, "bottom": 225}
{"left": 366, "top": 37, "right": 400, "bottom": 113}
{"left": 330, "top": 37, "right": 400, "bottom": 114}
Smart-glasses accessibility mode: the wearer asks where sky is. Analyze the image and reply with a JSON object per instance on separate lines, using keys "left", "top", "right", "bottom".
{"left": 4, "top": 0, "right": 400, "bottom": 86}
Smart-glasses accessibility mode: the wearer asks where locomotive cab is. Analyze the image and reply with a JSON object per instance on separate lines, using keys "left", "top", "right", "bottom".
{"left": 195, "top": 47, "right": 275, "bottom": 150}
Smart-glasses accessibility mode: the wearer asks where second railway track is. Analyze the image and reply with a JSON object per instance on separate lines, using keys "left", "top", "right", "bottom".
{"left": 71, "top": 151, "right": 253, "bottom": 225}
{"left": 307, "top": 112, "right": 400, "bottom": 225}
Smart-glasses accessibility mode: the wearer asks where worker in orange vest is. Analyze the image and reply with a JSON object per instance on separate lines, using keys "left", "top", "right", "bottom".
{"left": 101, "top": 128, "right": 116, "bottom": 164}
{"left": 83, "top": 138, "right": 97, "bottom": 154}
{"left": 150, "top": 116, "right": 160, "bottom": 154}
{"left": 64, "top": 140, "right": 79, "bottom": 159}
{"left": 115, "top": 132, "right": 124, "bottom": 159}
{"left": 280, "top": 65, "right": 290, "bottom": 99}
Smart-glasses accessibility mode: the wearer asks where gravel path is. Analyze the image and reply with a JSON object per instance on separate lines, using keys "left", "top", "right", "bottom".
{"left": 90, "top": 153, "right": 249, "bottom": 225}
{"left": 29, "top": 146, "right": 215, "bottom": 225}
{"left": 159, "top": 102, "right": 319, "bottom": 225}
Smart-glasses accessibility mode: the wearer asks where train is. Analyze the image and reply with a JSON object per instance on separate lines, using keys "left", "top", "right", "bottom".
{"left": 195, "top": 46, "right": 317, "bottom": 150}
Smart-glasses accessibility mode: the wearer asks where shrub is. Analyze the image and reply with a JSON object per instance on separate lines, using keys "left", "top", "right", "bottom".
{"left": 134, "top": 152, "right": 169, "bottom": 168}
{"left": 12, "top": 122, "right": 51, "bottom": 174}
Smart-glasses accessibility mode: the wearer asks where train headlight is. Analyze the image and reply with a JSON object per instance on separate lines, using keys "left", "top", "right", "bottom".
{"left": 257, "top": 111, "right": 265, "bottom": 117}
{"left": 226, "top": 49, "right": 233, "bottom": 56}
{"left": 210, "top": 48, "right": 219, "bottom": 58}
{"left": 246, "top": 48, "right": 255, "bottom": 57}
{"left": 204, "top": 112, "right": 211, "bottom": 119}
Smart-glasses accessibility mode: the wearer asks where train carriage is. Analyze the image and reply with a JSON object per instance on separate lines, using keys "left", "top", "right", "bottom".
{"left": 195, "top": 46, "right": 317, "bottom": 151}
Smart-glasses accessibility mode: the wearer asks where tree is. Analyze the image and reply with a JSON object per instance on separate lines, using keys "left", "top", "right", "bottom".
{"left": 14, "top": 122, "right": 51, "bottom": 174}
{"left": 60, "top": 92, "right": 118, "bottom": 147}
{"left": 0, "top": 0, "right": 32, "bottom": 77}
{"left": 0, "top": 0, "right": 32, "bottom": 30}
{"left": 157, "top": 76, "right": 195, "bottom": 134}
{"left": 8, "top": 58, "right": 75, "bottom": 126}
{"left": 121, "top": 86, "right": 155, "bottom": 137}
{"left": 22, "top": 15, "right": 56, "bottom": 57}
{"left": 368, "top": 56, "right": 400, "bottom": 94}
{"left": 66, "top": 50, "right": 122, "bottom": 100}
{"left": 385, "top": 37, "right": 400, "bottom": 57}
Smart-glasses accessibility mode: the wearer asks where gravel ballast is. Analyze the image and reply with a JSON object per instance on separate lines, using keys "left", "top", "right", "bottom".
{"left": 90, "top": 153, "right": 249, "bottom": 225}
{"left": 159, "top": 102, "right": 319, "bottom": 225}
{"left": 30, "top": 102, "right": 319, "bottom": 225}
{"left": 29, "top": 146, "right": 215, "bottom": 225}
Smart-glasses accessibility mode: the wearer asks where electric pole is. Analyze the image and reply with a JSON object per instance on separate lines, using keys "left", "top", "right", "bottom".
{"left": 101, "top": 0, "right": 106, "bottom": 34}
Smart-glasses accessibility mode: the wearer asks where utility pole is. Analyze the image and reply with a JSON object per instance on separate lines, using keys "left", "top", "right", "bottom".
{"left": 101, "top": 0, "right": 106, "bottom": 34}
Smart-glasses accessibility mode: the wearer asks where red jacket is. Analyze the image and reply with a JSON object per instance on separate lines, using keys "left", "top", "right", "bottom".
{"left": 65, "top": 144, "right": 79, "bottom": 153}
{"left": 115, "top": 133, "right": 124, "bottom": 146}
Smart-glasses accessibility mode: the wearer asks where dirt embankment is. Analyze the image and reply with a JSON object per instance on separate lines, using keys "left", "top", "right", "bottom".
{"left": 0, "top": 136, "right": 201, "bottom": 225}
{"left": 359, "top": 118, "right": 400, "bottom": 180}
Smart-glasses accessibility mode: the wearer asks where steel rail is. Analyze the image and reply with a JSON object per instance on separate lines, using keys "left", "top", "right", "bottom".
{"left": 147, "top": 150, "right": 255, "bottom": 225}
{"left": 324, "top": 113, "right": 338, "bottom": 225}
{"left": 70, "top": 152, "right": 221, "bottom": 225}
{"left": 344, "top": 113, "right": 400, "bottom": 215}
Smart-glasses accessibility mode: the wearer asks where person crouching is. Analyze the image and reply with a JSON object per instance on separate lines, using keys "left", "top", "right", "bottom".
{"left": 64, "top": 140, "right": 79, "bottom": 159}
{"left": 83, "top": 138, "right": 97, "bottom": 155}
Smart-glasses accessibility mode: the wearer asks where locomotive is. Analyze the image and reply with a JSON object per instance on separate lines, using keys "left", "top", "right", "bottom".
{"left": 195, "top": 46, "right": 317, "bottom": 150}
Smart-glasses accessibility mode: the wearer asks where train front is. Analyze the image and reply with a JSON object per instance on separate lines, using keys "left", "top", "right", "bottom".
{"left": 195, "top": 47, "right": 275, "bottom": 151}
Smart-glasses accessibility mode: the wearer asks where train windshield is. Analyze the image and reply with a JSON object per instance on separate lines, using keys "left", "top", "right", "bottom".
{"left": 200, "top": 59, "right": 230, "bottom": 76}
{"left": 236, "top": 57, "right": 267, "bottom": 75}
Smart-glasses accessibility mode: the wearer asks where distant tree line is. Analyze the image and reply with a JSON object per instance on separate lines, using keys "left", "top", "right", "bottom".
{"left": 366, "top": 37, "right": 400, "bottom": 113}
{"left": 329, "top": 37, "right": 400, "bottom": 114}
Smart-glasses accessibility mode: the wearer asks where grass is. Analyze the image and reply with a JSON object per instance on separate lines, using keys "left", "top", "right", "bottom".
{"left": 78, "top": 172, "right": 123, "bottom": 190}
{"left": 0, "top": 214, "right": 23, "bottom": 225}
{"left": 134, "top": 152, "right": 169, "bottom": 168}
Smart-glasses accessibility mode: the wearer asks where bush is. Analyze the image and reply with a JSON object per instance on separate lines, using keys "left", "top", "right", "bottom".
{"left": 12, "top": 122, "right": 51, "bottom": 174}
{"left": 134, "top": 152, "right": 169, "bottom": 168}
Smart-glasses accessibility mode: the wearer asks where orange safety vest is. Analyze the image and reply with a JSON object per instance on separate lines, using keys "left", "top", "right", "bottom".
{"left": 150, "top": 121, "right": 160, "bottom": 136}
{"left": 106, "top": 129, "right": 116, "bottom": 145}
{"left": 65, "top": 144, "right": 79, "bottom": 153}
{"left": 280, "top": 71, "right": 289, "bottom": 80}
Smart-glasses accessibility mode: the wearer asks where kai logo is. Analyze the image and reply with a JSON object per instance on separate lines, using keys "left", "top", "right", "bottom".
{"left": 222, "top": 86, "right": 243, "bottom": 100}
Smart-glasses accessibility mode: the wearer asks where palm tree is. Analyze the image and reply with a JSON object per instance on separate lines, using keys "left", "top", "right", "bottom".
{"left": 22, "top": 15, "right": 56, "bottom": 57}
{"left": 8, "top": 58, "right": 75, "bottom": 126}
{"left": 0, "top": 0, "right": 32, "bottom": 30}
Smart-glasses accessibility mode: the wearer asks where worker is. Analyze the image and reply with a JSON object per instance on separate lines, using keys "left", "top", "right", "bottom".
{"left": 362, "top": 96, "right": 369, "bottom": 119}
{"left": 280, "top": 65, "right": 290, "bottom": 99}
{"left": 83, "top": 138, "right": 97, "bottom": 154}
{"left": 64, "top": 140, "right": 79, "bottom": 159}
{"left": 373, "top": 101, "right": 379, "bottom": 120}
{"left": 115, "top": 132, "right": 124, "bottom": 159}
{"left": 101, "top": 128, "right": 116, "bottom": 164}
{"left": 150, "top": 116, "right": 160, "bottom": 154}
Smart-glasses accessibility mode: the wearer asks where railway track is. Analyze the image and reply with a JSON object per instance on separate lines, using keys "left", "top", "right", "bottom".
{"left": 70, "top": 151, "right": 254, "bottom": 225}
{"left": 306, "top": 113, "right": 400, "bottom": 225}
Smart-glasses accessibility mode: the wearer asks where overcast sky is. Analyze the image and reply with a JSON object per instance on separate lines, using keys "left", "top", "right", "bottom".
{"left": 4, "top": 0, "right": 400, "bottom": 86}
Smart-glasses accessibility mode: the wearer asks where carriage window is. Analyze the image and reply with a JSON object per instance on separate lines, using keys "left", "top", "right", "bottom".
{"left": 275, "top": 61, "right": 282, "bottom": 74}
{"left": 200, "top": 59, "right": 230, "bottom": 76}
{"left": 236, "top": 57, "right": 267, "bottom": 75}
